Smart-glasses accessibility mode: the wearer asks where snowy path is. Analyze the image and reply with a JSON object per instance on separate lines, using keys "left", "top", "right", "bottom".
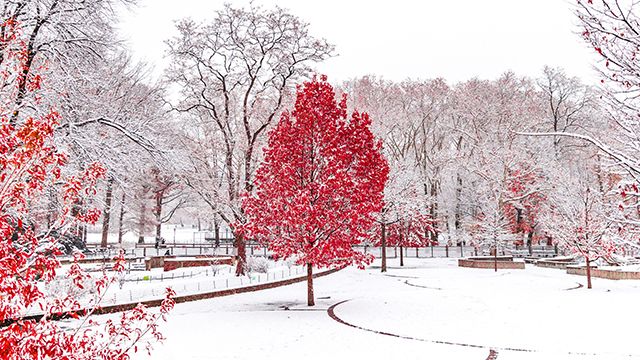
{"left": 129, "top": 258, "right": 640, "bottom": 360}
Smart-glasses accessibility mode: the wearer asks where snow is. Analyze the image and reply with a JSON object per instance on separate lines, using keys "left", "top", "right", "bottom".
{"left": 38, "top": 261, "right": 310, "bottom": 313}
{"left": 122, "top": 258, "right": 640, "bottom": 360}
{"left": 98, "top": 263, "right": 308, "bottom": 306}
{"left": 599, "top": 265, "right": 640, "bottom": 272}
{"left": 163, "top": 256, "right": 232, "bottom": 262}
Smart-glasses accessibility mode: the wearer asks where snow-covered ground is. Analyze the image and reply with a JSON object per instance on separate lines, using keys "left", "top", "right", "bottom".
{"left": 99, "top": 262, "right": 307, "bottom": 305}
{"left": 44, "top": 260, "right": 308, "bottom": 308}
{"left": 126, "top": 258, "right": 640, "bottom": 360}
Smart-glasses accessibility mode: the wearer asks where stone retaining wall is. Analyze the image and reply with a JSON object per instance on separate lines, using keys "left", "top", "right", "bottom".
{"left": 467, "top": 256, "right": 513, "bottom": 261}
{"left": 567, "top": 267, "right": 640, "bottom": 280}
{"left": 535, "top": 261, "right": 575, "bottom": 269}
{"left": 59, "top": 256, "right": 140, "bottom": 266}
{"left": 163, "top": 256, "right": 234, "bottom": 271}
{"left": 458, "top": 259, "right": 525, "bottom": 269}
{"left": 145, "top": 256, "right": 175, "bottom": 270}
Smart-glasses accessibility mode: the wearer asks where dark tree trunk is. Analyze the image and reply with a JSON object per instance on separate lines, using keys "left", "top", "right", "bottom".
{"left": 430, "top": 179, "right": 439, "bottom": 239}
{"left": 494, "top": 240, "right": 498, "bottom": 272}
{"left": 138, "top": 195, "right": 146, "bottom": 244}
{"left": 307, "top": 262, "right": 315, "bottom": 306}
{"left": 154, "top": 189, "right": 164, "bottom": 243}
{"left": 101, "top": 178, "right": 114, "bottom": 248}
{"left": 11, "top": 19, "right": 41, "bottom": 124}
{"left": 46, "top": 187, "right": 57, "bottom": 230}
{"left": 455, "top": 169, "right": 463, "bottom": 231}
{"left": 235, "top": 231, "right": 246, "bottom": 276}
{"left": 214, "top": 219, "right": 220, "bottom": 247}
{"left": 586, "top": 257, "right": 593, "bottom": 289}
{"left": 400, "top": 245, "right": 404, "bottom": 267}
{"left": 118, "top": 192, "right": 126, "bottom": 244}
{"left": 381, "top": 222, "right": 387, "bottom": 273}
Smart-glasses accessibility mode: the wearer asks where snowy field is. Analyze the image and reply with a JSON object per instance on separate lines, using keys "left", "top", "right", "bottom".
{"left": 43, "top": 260, "right": 308, "bottom": 309}
{"left": 122, "top": 258, "right": 640, "bottom": 360}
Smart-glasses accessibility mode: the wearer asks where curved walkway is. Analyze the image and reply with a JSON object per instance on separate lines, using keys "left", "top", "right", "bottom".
{"left": 403, "top": 279, "right": 443, "bottom": 290}
{"left": 327, "top": 299, "right": 533, "bottom": 353}
{"left": 565, "top": 282, "right": 584, "bottom": 291}
{"left": 327, "top": 299, "right": 637, "bottom": 358}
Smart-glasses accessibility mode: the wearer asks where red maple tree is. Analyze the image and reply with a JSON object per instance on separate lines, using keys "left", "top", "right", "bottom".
{"left": 385, "top": 212, "right": 434, "bottom": 266}
{"left": 242, "top": 76, "right": 388, "bottom": 306}
{"left": 0, "top": 19, "right": 174, "bottom": 359}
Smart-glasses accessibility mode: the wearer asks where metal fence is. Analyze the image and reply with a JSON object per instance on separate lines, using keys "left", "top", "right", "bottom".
{"left": 127, "top": 245, "right": 483, "bottom": 259}
{"left": 358, "top": 245, "right": 477, "bottom": 259}
{"left": 103, "top": 265, "right": 306, "bottom": 306}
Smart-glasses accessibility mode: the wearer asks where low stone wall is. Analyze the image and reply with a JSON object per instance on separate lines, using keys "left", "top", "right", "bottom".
{"left": 567, "top": 267, "right": 640, "bottom": 280}
{"left": 535, "top": 260, "right": 576, "bottom": 270}
{"left": 145, "top": 256, "right": 176, "bottom": 270}
{"left": 163, "top": 256, "right": 234, "bottom": 271}
{"left": 467, "top": 256, "right": 513, "bottom": 262}
{"left": 458, "top": 258, "right": 525, "bottom": 270}
{"left": 59, "top": 256, "right": 140, "bottom": 266}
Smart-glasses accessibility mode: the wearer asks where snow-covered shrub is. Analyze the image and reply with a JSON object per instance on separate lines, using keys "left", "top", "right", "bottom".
{"left": 45, "top": 275, "right": 98, "bottom": 301}
{"left": 210, "top": 265, "right": 222, "bottom": 276}
{"left": 245, "top": 256, "right": 270, "bottom": 273}
{"left": 284, "top": 257, "right": 297, "bottom": 269}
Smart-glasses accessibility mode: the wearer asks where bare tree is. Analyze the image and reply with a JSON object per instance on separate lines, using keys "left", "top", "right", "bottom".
{"left": 167, "top": 4, "right": 334, "bottom": 275}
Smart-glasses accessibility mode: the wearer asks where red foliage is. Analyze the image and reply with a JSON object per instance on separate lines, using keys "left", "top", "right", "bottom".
{"left": 242, "top": 76, "right": 388, "bottom": 269}
{"left": 378, "top": 213, "right": 435, "bottom": 247}
{"left": 502, "top": 164, "right": 545, "bottom": 242}
{"left": 0, "top": 20, "right": 173, "bottom": 359}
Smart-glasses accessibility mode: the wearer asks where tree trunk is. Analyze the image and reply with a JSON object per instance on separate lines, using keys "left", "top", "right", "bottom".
{"left": 154, "top": 189, "right": 164, "bottom": 243}
{"left": 118, "top": 192, "right": 126, "bottom": 244}
{"left": 400, "top": 245, "right": 404, "bottom": 267}
{"left": 138, "top": 191, "right": 147, "bottom": 244}
{"left": 381, "top": 222, "right": 387, "bottom": 273}
{"left": 214, "top": 219, "right": 220, "bottom": 247}
{"left": 455, "top": 174, "right": 462, "bottom": 231}
{"left": 235, "top": 231, "right": 246, "bottom": 276}
{"left": 47, "top": 186, "right": 57, "bottom": 230}
{"left": 494, "top": 240, "right": 498, "bottom": 272}
{"left": 586, "top": 257, "right": 593, "bottom": 289}
{"left": 307, "top": 262, "right": 315, "bottom": 306}
{"left": 430, "top": 179, "right": 439, "bottom": 240}
{"left": 100, "top": 177, "right": 114, "bottom": 248}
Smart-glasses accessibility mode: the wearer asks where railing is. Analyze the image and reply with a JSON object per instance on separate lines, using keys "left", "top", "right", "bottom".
{"left": 357, "top": 245, "right": 477, "bottom": 258}
{"left": 83, "top": 244, "right": 482, "bottom": 259}
{"left": 127, "top": 245, "right": 270, "bottom": 258}
{"left": 102, "top": 265, "right": 306, "bottom": 306}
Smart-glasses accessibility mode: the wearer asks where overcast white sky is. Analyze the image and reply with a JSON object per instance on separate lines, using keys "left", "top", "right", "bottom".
{"left": 117, "top": 0, "right": 600, "bottom": 84}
